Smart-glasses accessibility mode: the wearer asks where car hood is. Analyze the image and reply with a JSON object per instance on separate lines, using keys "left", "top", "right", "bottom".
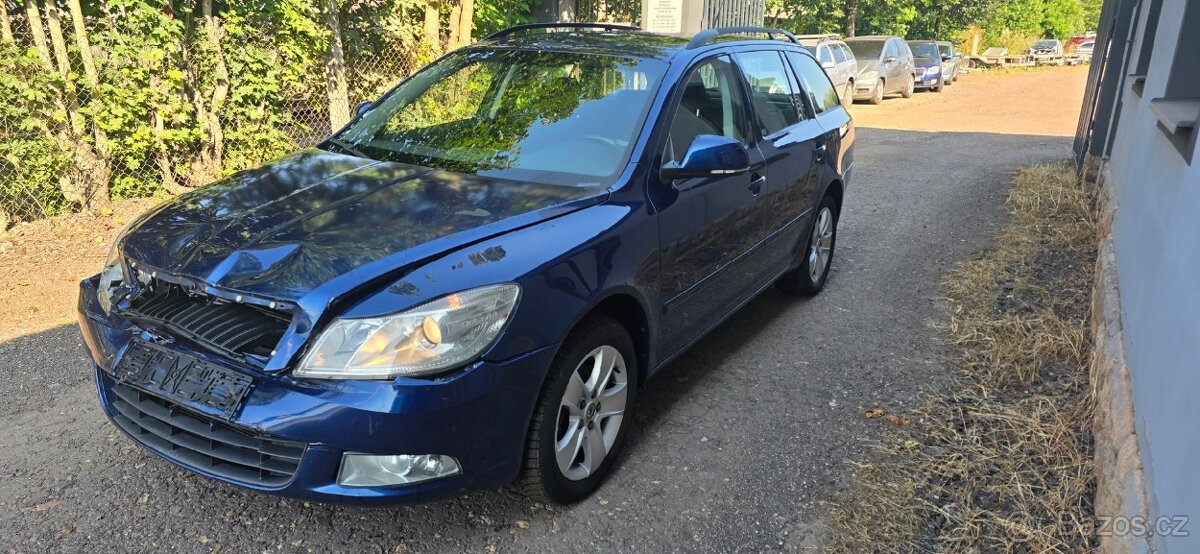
{"left": 119, "top": 149, "right": 606, "bottom": 302}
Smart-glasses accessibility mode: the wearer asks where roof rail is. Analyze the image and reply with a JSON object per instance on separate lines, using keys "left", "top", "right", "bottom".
{"left": 686, "top": 26, "right": 800, "bottom": 49}
{"left": 485, "top": 22, "right": 640, "bottom": 41}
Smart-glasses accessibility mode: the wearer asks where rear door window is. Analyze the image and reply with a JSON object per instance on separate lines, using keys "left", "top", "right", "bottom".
{"left": 735, "top": 50, "right": 802, "bottom": 136}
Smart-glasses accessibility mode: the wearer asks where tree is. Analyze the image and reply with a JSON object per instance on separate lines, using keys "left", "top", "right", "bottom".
{"left": 1, "top": 1, "right": 14, "bottom": 44}
{"left": 323, "top": 0, "right": 351, "bottom": 129}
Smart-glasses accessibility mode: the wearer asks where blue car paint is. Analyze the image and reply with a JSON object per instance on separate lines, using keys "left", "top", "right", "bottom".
{"left": 78, "top": 32, "right": 855, "bottom": 505}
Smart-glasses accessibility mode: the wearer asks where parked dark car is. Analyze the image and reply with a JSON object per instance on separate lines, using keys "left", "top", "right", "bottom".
{"left": 79, "top": 24, "right": 855, "bottom": 506}
{"left": 845, "top": 35, "right": 915, "bottom": 104}
{"left": 936, "top": 40, "right": 962, "bottom": 83}
{"left": 907, "top": 40, "right": 946, "bottom": 92}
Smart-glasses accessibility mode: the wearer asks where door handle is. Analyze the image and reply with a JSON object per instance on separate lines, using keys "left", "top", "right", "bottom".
{"left": 814, "top": 143, "right": 827, "bottom": 162}
{"left": 749, "top": 173, "right": 765, "bottom": 195}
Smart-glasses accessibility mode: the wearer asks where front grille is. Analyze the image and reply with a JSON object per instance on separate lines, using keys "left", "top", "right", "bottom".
{"left": 125, "top": 280, "right": 290, "bottom": 359}
{"left": 916, "top": 68, "right": 926, "bottom": 77}
{"left": 109, "top": 382, "right": 305, "bottom": 487}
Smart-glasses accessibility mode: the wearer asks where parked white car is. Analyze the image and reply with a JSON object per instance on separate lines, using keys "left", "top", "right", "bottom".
{"left": 797, "top": 34, "right": 859, "bottom": 108}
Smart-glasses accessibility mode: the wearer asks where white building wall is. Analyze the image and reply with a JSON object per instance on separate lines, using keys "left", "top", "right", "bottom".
{"left": 1105, "top": 0, "right": 1200, "bottom": 549}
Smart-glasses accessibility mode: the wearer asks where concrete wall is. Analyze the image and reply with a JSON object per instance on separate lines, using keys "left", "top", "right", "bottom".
{"left": 1100, "top": 0, "right": 1200, "bottom": 549}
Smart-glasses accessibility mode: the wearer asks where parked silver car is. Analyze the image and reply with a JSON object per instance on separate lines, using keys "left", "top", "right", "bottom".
{"left": 798, "top": 34, "right": 859, "bottom": 108}
{"left": 845, "top": 36, "right": 916, "bottom": 104}
{"left": 936, "top": 40, "right": 962, "bottom": 84}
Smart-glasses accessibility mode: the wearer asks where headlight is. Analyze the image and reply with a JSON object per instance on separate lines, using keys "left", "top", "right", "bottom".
{"left": 296, "top": 283, "right": 521, "bottom": 380}
{"left": 96, "top": 261, "right": 125, "bottom": 315}
{"left": 927, "top": 66, "right": 941, "bottom": 74}
{"left": 859, "top": 70, "right": 879, "bottom": 82}
{"left": 96, "top": 239, "right": 127, "bottom": 315}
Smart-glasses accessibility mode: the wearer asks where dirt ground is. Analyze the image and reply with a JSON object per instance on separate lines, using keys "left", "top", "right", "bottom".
{"left": 0, "top": 66, "right": 1088, "bottom": 553}
{"left": 850, "top": 65, "right": 1090, "bottom": 136}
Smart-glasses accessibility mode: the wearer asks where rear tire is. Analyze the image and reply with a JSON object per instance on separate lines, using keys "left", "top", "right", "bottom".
{"left": 518, "top": 316, "right": 638, "bottom": 504}
{"left": 777, "top": 193, "right": 839, "bottom": 296}
{"left": 867, "top": 80, "right": 884, "bottom": 105}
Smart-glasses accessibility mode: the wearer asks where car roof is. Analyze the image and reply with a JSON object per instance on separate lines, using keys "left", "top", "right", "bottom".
{"left": 478, "top": 29, "right": 811, "bottom": 62}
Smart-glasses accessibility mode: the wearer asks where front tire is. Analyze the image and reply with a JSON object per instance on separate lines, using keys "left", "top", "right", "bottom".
{"left": 842, "top": 81, "right": 854, "bottom": 109}
{"left": 901, "top": 74, "right": 915, "bottom": 98}
{"left": 867, "top": 80, "right": 884, "bottom": 105}
{"left": 519, "top": 316, "right": 638, "bottom": 504}
{"left": 777, "top": 194, "right": 839, "bottom": 296}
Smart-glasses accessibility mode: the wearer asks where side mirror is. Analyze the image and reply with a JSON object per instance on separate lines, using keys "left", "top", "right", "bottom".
{"left": 941, "top": 53, "right": 952, "bottom": 61}
{"left": 355, "top": 101, "right": 373, "bottom": 117}
{"left": 884, "top": 56, "right": 898, "bottom": 63}
{"left": 660, "top": 135, "right": 750, "bottom": 182}
{"left": 821, "top": 61, "right": 836, "bottom": 70}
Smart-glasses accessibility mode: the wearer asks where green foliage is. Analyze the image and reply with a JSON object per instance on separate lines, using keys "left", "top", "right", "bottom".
{"left": 472, "top": 0, "right": 538, "bottom": 37}
{"left": 0, "top": 43, "right": 73, "bottom": 219}
{"left": 776, "top": 0, "right": 1092, "bottom": 45}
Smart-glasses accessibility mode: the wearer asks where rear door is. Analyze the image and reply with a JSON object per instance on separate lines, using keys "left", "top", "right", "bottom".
{"left": 656, "top": 54, "right": 769, "bottom": 354}
{"left": 733, "top": 49, "right": 821, "bottom": 270}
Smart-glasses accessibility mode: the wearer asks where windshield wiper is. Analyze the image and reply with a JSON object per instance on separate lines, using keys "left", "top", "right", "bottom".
{"left": 324, "top": 137, "right": 372, "bottom": 160}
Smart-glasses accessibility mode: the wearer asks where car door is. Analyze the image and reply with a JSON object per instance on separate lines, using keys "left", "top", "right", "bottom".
{"left": 655, "top": 54, "right": 769, "bottom": 354}
{"left": 878, "top": 39, "right": 898, "bottom": 92}
{"left": 896, "top": 40, "right": 916, "bottom": 85}
{"left": 734, "top": 49, "right": 822, "bottom": 271}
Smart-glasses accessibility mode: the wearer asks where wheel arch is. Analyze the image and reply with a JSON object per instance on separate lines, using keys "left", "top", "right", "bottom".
{"left": 579, "top": 291, "right": 653, "bottom": 383}
{"left": 824, "top": 178, "right": 845, "bottom": 213}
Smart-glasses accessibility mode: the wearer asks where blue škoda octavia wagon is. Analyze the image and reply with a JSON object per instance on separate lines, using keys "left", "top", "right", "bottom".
{"left": 78, "top": 23, "right": 855, "bottom": 505}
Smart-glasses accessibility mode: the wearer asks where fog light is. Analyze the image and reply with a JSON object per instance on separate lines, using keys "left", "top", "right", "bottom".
{"left": 338, "top": 453, "right": 461, "bottom": 487}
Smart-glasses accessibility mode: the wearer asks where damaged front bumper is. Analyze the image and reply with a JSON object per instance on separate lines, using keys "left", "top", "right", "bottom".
{"left": 78, "top": 276, "right": 554, "bottom": 505}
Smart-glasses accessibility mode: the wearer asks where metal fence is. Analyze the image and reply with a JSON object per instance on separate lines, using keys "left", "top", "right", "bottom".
{"left": 0, "top": 0, "right": 428, "bottom": 230}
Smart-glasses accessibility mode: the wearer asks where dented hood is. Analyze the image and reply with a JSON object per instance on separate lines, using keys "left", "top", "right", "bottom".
{"left": 119, "top": 149, "right": 606, "bottom": 302}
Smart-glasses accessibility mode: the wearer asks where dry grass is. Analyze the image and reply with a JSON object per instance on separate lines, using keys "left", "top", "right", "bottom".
{"left": 824, "top": 162, "right": 1099, "bottom": 553}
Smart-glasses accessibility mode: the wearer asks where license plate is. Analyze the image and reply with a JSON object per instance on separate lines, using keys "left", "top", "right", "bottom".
{"left": 112, "top": 340, "right": 252, "bottom": 417}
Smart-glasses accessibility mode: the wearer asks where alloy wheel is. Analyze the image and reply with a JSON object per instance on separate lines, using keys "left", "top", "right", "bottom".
{"left": 808, "top": 206, "right": 835, "bottom": 283}
{"left": 554, "top": 345, "right": 629, "bottom": 481}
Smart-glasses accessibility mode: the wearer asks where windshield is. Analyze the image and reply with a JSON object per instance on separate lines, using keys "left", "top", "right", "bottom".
{"left": 909, "top": 42, "right": 940, "bottom": 58}
{"left": 1035, "top": 40, "right": 1058, "bottom": 48}
{"left": 846, "top": 40, "right": 885, "bottom": 60}
{"left": 331, "top": 48, "right": 667, "bottom": 187}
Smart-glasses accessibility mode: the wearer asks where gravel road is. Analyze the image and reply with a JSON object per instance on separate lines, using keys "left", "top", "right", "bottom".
{"left": 0, "top": 67, "right": 1087, "bottom": 553}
